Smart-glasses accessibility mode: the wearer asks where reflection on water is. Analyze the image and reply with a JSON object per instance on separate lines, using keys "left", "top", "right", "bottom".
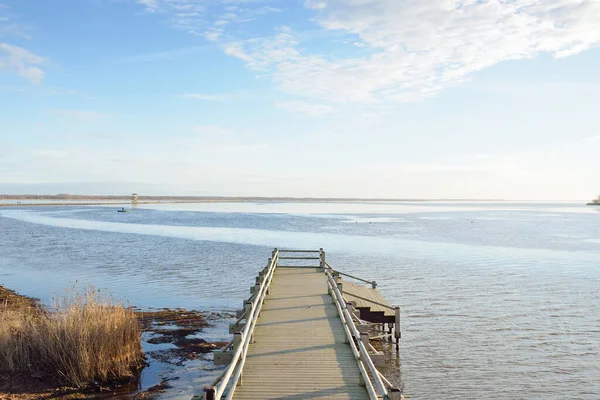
{"left": 0, "top": 202, "right": 599, "bottom": 399}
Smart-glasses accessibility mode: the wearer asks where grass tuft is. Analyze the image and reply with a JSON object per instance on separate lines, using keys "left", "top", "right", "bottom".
{"left": 0, "top": 286, "right": 144, "bottom": 387}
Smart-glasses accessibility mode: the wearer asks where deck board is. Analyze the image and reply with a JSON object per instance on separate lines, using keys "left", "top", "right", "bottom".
{"left": 343, "top": 282, "right": 395, "bottom": 317}
{"left": 232, "top": 267, "right": 369, "bottom": 400}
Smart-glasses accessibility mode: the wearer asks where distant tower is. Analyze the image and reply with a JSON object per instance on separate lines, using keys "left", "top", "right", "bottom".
{"left": 131, "top": 193, "right": 139, "bottom": 205}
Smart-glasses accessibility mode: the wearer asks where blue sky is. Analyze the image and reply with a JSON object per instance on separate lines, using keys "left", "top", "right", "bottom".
{"left": 1, "top": 0, "right": 599, "bottom": 199}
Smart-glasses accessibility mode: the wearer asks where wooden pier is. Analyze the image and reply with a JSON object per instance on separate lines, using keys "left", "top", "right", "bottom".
{"left": 200, "top": 249, "right": 404, "bottom": 400}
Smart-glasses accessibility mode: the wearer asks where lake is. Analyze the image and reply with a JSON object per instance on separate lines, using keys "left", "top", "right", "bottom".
{"left": 0, "top": 201, "right": 599, "bottom": 399}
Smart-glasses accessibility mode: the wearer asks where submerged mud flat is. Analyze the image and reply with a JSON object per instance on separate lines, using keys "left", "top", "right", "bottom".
{"left": 138, "top": 308, "right": 231, "bottom": 369}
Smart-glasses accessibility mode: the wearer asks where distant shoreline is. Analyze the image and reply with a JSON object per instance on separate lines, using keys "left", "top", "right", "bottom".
{"left": 2, "top": 194, "right": 506, "bottom": 203}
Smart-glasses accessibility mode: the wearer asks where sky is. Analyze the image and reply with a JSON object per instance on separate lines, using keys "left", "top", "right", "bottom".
{"left": 1, "top": 0, "right": 599, "bottom": 200}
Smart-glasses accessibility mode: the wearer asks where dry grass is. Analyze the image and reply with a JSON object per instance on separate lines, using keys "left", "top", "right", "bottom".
{"left": 0, "top": 286, "right": 144, "bottom": 387}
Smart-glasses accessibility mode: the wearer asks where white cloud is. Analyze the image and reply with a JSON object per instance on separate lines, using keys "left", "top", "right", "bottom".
{"left": 583, "top": 135, "right": 600, "bottom": 143}
{"left": 0, "top": 42, "right": 45, "bottom": 84}
{"left": 0, "top": 4, "right": 33, "bottom": 40}
{"left": 193, "top": 125, "right": 233, "bottom": 135}
{"left": 52, "top": 109, "right": 104, "bottom": 120}
{"left": 221, "top": 0, "right": 600, "bottom": 104}
{"left": 135, "top": 0, "right": 280, "bottom": 39}
{"left": 136, "top": 0, "right": 161, "bottom": 13}
{"left": 180, "top": 92, "right": 241, "bottom": 102}
{"left": 304, "top": 0, "right": 326, "bottom": 10}
{"left": 275, "top": 100, "right": 335, "bottom": 116}
{"left": 31, "top": 149, "right": 67, "bottom": 159}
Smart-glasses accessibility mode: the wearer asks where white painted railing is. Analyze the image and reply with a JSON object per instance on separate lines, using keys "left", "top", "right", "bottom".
{"left": 323, "top": 253, "right": 404, "bottom": 400}
{"left": 202, "top": 248, "right": 403, "bottom": 400}
{"left": 203, "top": 249, "right": 280, "bottom": 400}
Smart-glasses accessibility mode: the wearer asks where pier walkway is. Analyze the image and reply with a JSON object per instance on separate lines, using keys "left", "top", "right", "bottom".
{"left": 200, "top": 249, "right": 404, "bottom": 400}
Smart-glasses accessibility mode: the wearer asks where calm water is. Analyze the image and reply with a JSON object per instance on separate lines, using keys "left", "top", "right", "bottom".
{"left": 0, "top": 201, "right": 599, "bottom": 399}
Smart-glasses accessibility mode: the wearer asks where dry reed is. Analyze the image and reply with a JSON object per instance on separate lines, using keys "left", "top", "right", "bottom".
{"left": 0, "top": 286, "right": 144, "bottom": 387}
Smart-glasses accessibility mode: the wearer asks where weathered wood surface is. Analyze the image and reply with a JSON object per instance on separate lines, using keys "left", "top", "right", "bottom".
{"left": 342, "top": 281, "right": 395, "bottom": 317}
{"left": 233, "top": 267, "right": 369, "bottom": 400}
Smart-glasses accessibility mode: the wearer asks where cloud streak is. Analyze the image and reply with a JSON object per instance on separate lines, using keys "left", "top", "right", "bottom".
{"left": 51, "top": 109, "right": 105, "bottom": 120}
{"left": 0, "top": 42, "right": 45, "bottom": 84}
{"left": 222, "top": 0, "right": 600, "bottom": 105}
{"left": 135, "top": 0, "right": 281, "bottom": 41}
{"left": 179, "top": 92, "right": 245, "bottom": 102}
{"left": 275, "top": 100, "right": 335, "bottom": 116}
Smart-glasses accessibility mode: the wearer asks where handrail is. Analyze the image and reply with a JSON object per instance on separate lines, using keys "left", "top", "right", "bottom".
{"left": 324, "top": 266, "right": 389, "bottom": 399}
{"left": 343, "top": 291, "right": 396, "bottom": 311}
{"left": 325, "top": 274, "right": 379, "bottom": 399}
{"left": 206, "top": 249, "right": 402, "bottom": 400}
{"left": 225, "top": 259, "right": 276, "bottom": 400}
{"left": 278, "top": 249, "right": 321, "bottom": 253}
{"left": 207, "top": 250, "right": 279, "bottom": 399}
{"left": 325, "top": 261, "right": 376, "bottom": 286}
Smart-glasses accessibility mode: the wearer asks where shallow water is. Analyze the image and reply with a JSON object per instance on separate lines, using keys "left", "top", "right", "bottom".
{"left": 0, "top": 201, "right": 599, "bottom": 399}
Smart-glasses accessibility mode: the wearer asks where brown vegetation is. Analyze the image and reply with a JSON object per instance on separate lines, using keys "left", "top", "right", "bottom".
{"left": 0, "top": 286, "right": 144, "bottom": 388}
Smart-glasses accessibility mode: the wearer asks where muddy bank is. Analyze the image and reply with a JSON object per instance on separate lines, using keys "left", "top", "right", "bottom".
{"left": 0, "top": 286, "right": 40, "bottom": 310}
{"left": 0, "top": 285, "right": 231, "bottom": 399}
{"left": 137, "top": 308, "right": 229, "bottom": 366}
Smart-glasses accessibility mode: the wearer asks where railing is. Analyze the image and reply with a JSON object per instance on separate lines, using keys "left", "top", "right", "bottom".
{"left": 203, "top": 249, "right": 280, "bottom": 400}
{"left": 204, "top": 248, "right": 403, "bottom": 400}
{"left": 326, "top": 261, "right": 379, "bottom": 289}
{"left": 325, "top": 260, "right": 401, "bottom": 348}
{"left": 322, "top": 250, "right": 404, "bottom": 400}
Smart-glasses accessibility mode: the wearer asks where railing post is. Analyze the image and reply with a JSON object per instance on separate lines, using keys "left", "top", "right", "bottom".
{"left": 347, "top": 302, "right": 359, "bottom": 320}
{"left": 203, "top": 386, "right": 216, "bottom": 400}
{"left": 255, "top": 282, "right": 261, "bottom": 311}
{"left": 389, "top": 387, "right": 403, "bottom": 400}
{"left": 360, "top": 331, "right": 369, "bottom": 348}
{"left": 233, "top": 331, "right": 242, "bottom": 350}
{"left": 394, "top": 306, "right": 401, "bottom": 350}
{"left": 371, "top": 280, "right": 377, "bottom": 289}
{"left": 319, "top": 248, "right": 325, "bottom": 270}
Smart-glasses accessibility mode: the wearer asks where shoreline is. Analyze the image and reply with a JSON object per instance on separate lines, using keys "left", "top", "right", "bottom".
{"left": 0, "top": 195, "right": 507, "bottom": 203}
{"left": 0, "top": 284, "right": 229, "bottom": 399}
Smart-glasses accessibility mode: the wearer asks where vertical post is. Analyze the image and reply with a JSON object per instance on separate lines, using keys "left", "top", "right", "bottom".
{"left": 371, "top": 280, "right": 377, "bottom": 289}
{"left": 360, "top": 331, "right": 369, "bottom": 348}
{"left": 203, "top": 386, "right": 216, "bottom": 400}
{"left": 394, "top": 306, "right": 401, "bottom": 350}
{"left": 319, "top": 247, "right": 325, "bottom": 271}
{"left": 389, "top": 387, "right": 403, "bottom": 400}
{"left": 337, "top": 281, "right": 343, "bottom": 296}
{"left": 233, "top": 331, "right": 243, "bottom": 386}
{"left": 272, "top": 248, "right": 278, "bottom": 267}
{"left": 265, "top": 258, "right": 271, "bottom": 295}
{"left": 233, "top": 331, "right": 242, "bottom": 351}
{"left": 254, "top": 282, "right": 261, "bottom": 315}
{"left": 347, "top": 302, "right": 358, "bottom": 320}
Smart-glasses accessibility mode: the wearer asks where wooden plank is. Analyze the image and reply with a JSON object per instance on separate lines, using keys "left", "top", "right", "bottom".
{"left": 343, "top": 282, "right": 395, "bottom": 318}
{"left": 233, "top": 267, "right": 369, "bottom": 400}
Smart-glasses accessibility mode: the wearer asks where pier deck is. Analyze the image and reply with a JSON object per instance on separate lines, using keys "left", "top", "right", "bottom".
{"left": 202, "top": 249, "right": 404, "bottom": 400}
{"left": 234, "top": 267, "right": 367, "bottom": 399}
